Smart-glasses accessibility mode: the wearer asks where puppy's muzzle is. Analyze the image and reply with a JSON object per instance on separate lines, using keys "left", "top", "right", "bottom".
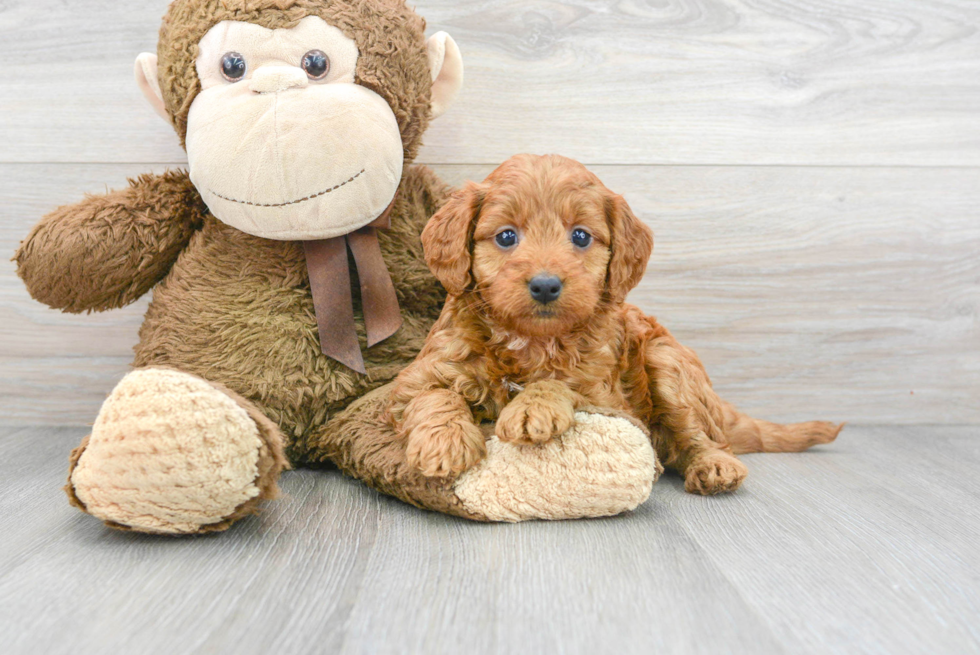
{"left": 528, "top": 274, "right": 563, "bottom": 305}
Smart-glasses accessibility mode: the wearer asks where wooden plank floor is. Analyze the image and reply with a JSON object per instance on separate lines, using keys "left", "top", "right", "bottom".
{"left": 1, "top": 425, "right": 978, "bottom": 655}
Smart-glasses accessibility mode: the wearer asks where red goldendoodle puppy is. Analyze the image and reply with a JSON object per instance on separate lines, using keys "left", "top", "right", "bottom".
{"left": 386, "top": 154, "right": 841, "bottom": 494}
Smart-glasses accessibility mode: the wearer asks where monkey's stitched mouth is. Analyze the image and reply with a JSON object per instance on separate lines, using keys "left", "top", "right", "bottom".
{"left": 209, "top": 169, "right": 366, "bottom": 208}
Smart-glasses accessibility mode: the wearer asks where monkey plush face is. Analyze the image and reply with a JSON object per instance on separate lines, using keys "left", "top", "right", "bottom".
{"left": 135, "top": 0, "right": 463, "bottom": 241}
{"left": 185, "top": 16, "right": 403, "bottom": 239}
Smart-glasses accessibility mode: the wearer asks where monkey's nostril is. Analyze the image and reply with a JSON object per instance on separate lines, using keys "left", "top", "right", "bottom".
{"left": 528, "top": 274, "right": 563, "bottom": 305}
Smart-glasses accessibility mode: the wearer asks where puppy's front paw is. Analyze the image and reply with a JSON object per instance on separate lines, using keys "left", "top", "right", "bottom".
{"left": 684, "top": 451, "right": 748, "bottom": 495}
{"left": 496, "top": 394, "right": 575, "bottom": 445}
{"left": 406, "top": 419, "right": 486, "bottom": 478}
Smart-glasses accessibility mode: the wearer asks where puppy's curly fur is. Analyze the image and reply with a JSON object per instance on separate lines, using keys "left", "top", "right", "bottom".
{"left": 386, "top": 154, "right": 841, "bottom": 494}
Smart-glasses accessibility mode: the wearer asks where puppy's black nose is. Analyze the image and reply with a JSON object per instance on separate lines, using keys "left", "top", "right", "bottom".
{"left": 528, "top": 274, "right": 563, "bottom": 305}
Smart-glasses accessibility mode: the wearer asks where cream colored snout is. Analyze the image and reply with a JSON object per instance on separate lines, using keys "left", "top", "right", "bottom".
{"left": 249, "top": 66, "right": 309, "bottom": 94}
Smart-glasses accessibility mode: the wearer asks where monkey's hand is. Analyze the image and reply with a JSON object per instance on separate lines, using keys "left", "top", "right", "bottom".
{"left": 15, "top": 169, "right": 206, "bottom": 313}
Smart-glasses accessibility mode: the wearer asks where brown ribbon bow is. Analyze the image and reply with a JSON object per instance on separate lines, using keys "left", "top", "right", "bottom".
{"left": 303, "top": 198, "right": 402, "bottom": 374}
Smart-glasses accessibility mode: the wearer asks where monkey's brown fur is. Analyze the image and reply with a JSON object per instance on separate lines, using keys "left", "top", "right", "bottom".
{"left": 16, "top": 0, "right": 488, "bottom": 530}
{"left": 386, "top": 154, "right": 842, "bottom": 492}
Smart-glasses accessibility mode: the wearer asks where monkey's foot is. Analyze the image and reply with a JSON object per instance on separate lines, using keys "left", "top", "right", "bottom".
{"left": 453, "top": 412, "right": 660, "bottom": 522}
{"left": 67, "top": 368, "right": 287, "bottom": 535}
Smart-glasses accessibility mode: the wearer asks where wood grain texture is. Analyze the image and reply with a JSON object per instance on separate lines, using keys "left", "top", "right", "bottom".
{"left": 1, "top": 425, "right": 978, "bottom": 655}
{"left": 678, "top": 426, "right": 980, "bottom": 653}
{"left": 3, "top": 163, "right": 978, "bottom": 426}
{"left": 0, "top": 0, "right": 978, "bottom": 165}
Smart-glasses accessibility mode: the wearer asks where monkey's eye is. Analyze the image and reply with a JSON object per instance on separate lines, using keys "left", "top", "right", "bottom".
{"left": 302, "top": 50, "right": 331, "bottom": 80}
{"left": 495, "top": 229, "right": 518, "bottom": 249}
{"left": 220, "top": 52, "right": 247, "bottom": 82}
{"left": 571, "top": 228, "right": 593, "bottom": 248}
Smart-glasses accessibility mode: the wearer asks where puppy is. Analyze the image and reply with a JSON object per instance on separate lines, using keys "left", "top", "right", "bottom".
{"left": 386, "top": 154, "right": 841, "bottom": 494}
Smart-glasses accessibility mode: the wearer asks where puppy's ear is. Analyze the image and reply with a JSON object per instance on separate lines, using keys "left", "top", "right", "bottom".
{"left": 606, "top": 193, "right": 654, "bottom": 304}
{"left": 422, "top": 181, "right": 486, "bottom": 296}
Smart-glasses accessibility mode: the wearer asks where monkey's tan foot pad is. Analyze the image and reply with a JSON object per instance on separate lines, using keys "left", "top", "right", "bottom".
{"left": 453, "top": 412, "right": 659, "bottom": 522}
{"left": 68, "top": 368, "right": 285, "bottom": 535}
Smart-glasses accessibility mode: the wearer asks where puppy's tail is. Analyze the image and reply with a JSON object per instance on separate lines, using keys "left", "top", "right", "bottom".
{"left": 721, "top": 405, "right": 843, "bottom": 454}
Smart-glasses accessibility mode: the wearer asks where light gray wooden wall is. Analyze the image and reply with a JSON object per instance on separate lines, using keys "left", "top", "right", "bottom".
{"left": 1, "top": 0, "right": 978, "bottom": 426}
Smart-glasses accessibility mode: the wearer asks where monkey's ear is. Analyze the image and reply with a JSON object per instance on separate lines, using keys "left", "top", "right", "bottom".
{"left": 426, "top": 32, "right": 464, "bottom": 120}
{"left": 135, "top": 53, "right": 170, "bottom": 123}
{"left": 422, "top": 181, "right": 485, "bottom": 296}
{"left": 606, "top": 193, "right": 654, "bottom": 304}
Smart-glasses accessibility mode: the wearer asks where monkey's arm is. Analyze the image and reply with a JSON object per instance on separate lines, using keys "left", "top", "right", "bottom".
{"left": 15, "top": 170, "right": 207, "bottom": 313}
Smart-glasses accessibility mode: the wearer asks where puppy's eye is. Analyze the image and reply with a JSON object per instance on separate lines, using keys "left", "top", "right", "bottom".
{"left": 571, "top": 228, "right": 593, "bottom": 248}
{"left": 220, "top": 52, "right": 247, "bottom": 82}
{"left": 495, "top": 229, "right": 518, "bottom": 248}
{"left": 302, "top": 50, "right": 331, "bottom": 80}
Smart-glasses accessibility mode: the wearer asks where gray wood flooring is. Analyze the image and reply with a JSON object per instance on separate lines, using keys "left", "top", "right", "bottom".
{"left": 1, "top": 425, "right": 978, "bottom": 655}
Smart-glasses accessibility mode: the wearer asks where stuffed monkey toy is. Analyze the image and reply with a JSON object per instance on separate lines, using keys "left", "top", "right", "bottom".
{"left": 15, "top": 0, "right": 659, "bottom": 534}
